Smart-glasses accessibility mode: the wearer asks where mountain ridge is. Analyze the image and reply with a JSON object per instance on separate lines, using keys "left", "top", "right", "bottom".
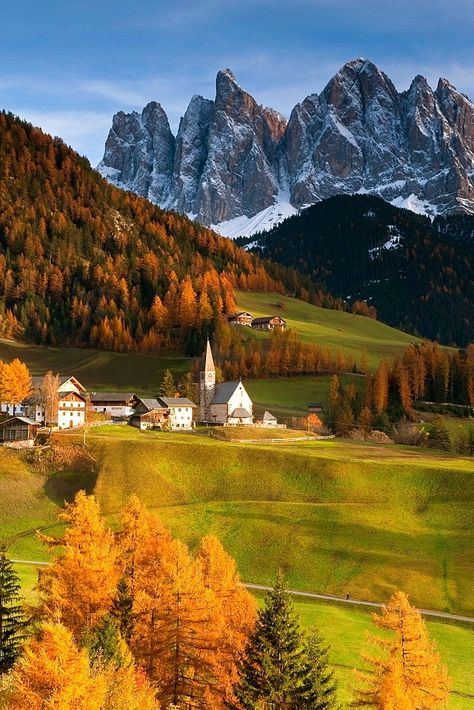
{"left": 98, "top": 59, "right": 474, "bottom": 236}
{"left": 243, "top": 194, "right": 474, "bottom": 346}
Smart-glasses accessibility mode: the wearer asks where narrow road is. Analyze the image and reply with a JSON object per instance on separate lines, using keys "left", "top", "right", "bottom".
{"left": 244, "top": 582, "right": 474, "bottom": 624}
{"left": 11, "top": 559, "right": 474, "bottom": 625}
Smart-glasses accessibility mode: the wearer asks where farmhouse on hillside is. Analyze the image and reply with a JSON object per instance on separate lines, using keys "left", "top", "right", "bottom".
{"left": 0, "top": 416, "right": 40, "bottom": 447}
{"left": 227, "top": 311, "right": 254, "bottom": 326}
{"left": 251, "top": 315, "right": 286, "bottom": 331}
{"left": 199, "top": 341, "right": 254, "bottom": 425}
{"left": 24, "top": 375, "right": 87, "bottom": 429}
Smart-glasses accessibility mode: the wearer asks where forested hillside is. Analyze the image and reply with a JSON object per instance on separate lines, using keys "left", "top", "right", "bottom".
{"left": 0, "top": 112, "right": 323, "bottom": 355}
{"left": 244, "top": 195, "right": 474, "bottom": 345}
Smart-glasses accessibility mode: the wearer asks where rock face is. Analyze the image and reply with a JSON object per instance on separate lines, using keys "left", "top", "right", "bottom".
{"left": 98, "top": 59, "right": 474, "bottom": 231}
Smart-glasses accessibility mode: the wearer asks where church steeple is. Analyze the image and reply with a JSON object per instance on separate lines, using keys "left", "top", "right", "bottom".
{"left": 199, "top": 339, "right": 216, "bottom": 421}
{"left": 203, "top": 338, "right": 215, "bottom": 373}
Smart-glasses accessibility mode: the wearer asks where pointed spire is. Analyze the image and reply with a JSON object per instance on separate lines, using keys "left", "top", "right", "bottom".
{"left": 203, "top": 339, "right": 215, "bottom": 373}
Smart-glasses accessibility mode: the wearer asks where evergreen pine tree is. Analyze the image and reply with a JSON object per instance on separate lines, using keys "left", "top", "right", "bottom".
{"left": 111, "top": 577, "right": 133, "bottom": 642}
{"left": 0, "top": 550, "right": 28, "bottom": 674}
{"left": 234, "top": 574, "right": 304, "bottom": 708}
{"left": 429, "top": 415, "right": 451, "bottom": 451}
{"left": 84, "top": 615, "right": 124, "bottom": 667}
{"left": 159, "top": 369, "right": 176, "bottom": 397}
{"left": 300, "top": 628, "right": 339, "bottom": 709}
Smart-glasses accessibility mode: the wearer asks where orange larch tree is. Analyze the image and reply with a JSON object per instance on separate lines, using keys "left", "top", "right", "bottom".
{"left": 197, "top": 535, "right": 257, "bottom": 707}
{"left": 6, "top": 621, "right": 106, "bottom": 710}
{"left": 38, "top": 491, "right": 120, "bottom": 640}
{"left": 352, "top": 591, "right": 450, "bottom": 709}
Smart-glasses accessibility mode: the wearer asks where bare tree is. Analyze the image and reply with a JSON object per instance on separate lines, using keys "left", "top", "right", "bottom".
{"left": 39, "top": 371, "right": 60, "bottom": 426}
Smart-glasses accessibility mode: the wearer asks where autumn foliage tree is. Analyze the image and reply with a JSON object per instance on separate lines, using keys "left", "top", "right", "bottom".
{"left": 0, "top": 359, "right": 31, "bottom": 412}
{"left": 197, "top": 535, "right": 257, "bottom": 706}
{"left": 352, "top": 591, "right": 450, "bottom": 709}
{"left": 38, "top": 492, "right": 120, "bottom": 639}
{"left": 6, "top": 621, "right": 106, "bottom": 710}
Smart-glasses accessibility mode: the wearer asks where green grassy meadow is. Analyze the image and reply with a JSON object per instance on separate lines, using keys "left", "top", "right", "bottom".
{"left": 245, "top": 373, "right": 361, "bottom": 419}
{"left": 235, "top": 290, "right": 426, "bottom": 369}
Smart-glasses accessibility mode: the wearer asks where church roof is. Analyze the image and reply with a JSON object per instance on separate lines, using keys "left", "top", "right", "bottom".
{"left": 210, "top": 381, "right": 240, "bottom": 404}
{"left": 202, "top": 340, "right": 215, "bottom": 373}
{"left": 230, "top": 408, "right": 251, "bottom": 419}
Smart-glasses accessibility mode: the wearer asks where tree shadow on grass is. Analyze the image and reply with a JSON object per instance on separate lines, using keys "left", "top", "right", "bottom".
{"left": 43, "top": 470, "right": 98, "bottom": 506}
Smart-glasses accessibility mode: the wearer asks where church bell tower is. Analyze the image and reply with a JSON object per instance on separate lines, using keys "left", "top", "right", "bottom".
{"left": 199, "top": 339, "right": 216, "bottom": 422}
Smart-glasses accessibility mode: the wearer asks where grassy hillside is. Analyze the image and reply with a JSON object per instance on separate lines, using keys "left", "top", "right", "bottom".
{"left": 294, "top": 596, "right": 473, "bottom": 708}
{"left": 235, "top": 290, "right": 424, "bottom": 369}
{"left": 4, "top": 427, "right": 470, "bottom": 614}
{"left": 245, "top": 374, "right": 360, "bottom": 419}
{"left": 0, "top": 338, "right": 191, "bottom": 394}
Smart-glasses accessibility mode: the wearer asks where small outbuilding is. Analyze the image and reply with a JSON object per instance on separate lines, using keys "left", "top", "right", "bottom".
{"left": 0, "top": 416, "right": 40, "bottom": 447}
{"left": 129, "top": 398, "right": 169, "bottom": 430}
{"left": 256, "top": 410, "right": 279, "bottom": 427}
{"left": 308, "top": 402, "right": 323, "bottom": 413}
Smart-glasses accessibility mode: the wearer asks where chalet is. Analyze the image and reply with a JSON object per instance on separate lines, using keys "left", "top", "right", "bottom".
{"left": 0, "top": 416, "right": 40, "bottom": 448}
{"left": 251, "top": 316, "right": 286, "bottom": 331}
{"left": 157, "top": 397, "right": 196, "bottom": 430}
{"left": 24, "top": 375, "right": 87, "bottom": 429}
{"left": 227, "top": 311, "right": 254, "bottom": 327}
{"left": 199, "top": 341, "right": 254, "bottom": 425}
{"left": 129, "top": 398, "right": 168, "bottom": 430}
{"left": 90, "top": 392, "right": 137, "bottom": 419}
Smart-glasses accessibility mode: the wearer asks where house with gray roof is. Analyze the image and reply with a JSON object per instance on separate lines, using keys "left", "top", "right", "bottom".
{"left": 130, "top": 395, "right": 197, "bottom": 431}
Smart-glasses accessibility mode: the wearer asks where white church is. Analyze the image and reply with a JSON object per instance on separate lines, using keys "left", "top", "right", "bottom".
{"left": 199, "top": 341, "right": 254, "bottom": 425}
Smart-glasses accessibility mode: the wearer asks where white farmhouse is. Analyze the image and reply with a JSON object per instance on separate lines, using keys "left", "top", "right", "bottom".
{"left": 24, "top": 375, "right": 87, "bottom": 429}
{"left": 157, "top": 397, "right": 196, "bottom": 430}
{"left": 199, "top": 341, "right": 253, "bottom": 425}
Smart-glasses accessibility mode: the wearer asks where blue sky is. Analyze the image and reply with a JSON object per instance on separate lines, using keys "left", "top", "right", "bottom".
{"left": 2, "top": 0, "right": 473, "bottom": 165}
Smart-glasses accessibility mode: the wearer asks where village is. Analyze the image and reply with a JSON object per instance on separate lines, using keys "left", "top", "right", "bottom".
{"left": 0, "top": 334, "right": 296, "bottom": 448}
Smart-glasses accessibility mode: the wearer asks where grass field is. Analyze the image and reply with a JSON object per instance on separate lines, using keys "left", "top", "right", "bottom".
{"left": 245, "top": 374, "right": 361, "bottom": 419}
{"left": 235, "top": 290, "right": 426, "bottom": 369}
{"left": 289, "top": 595, "right": 473, "bottom": 708}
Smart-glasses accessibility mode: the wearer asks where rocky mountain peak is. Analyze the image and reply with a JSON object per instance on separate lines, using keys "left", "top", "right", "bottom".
{"left": 99, "top": 62, "right": 474, "bottom": 234}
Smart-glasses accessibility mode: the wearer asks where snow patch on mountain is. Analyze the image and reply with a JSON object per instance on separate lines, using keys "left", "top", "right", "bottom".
{"left": 212, "top": 201, "right": 298, "bottom": 239}
{"left": 390, "top": 193, "right": 437, "bottom": 215}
